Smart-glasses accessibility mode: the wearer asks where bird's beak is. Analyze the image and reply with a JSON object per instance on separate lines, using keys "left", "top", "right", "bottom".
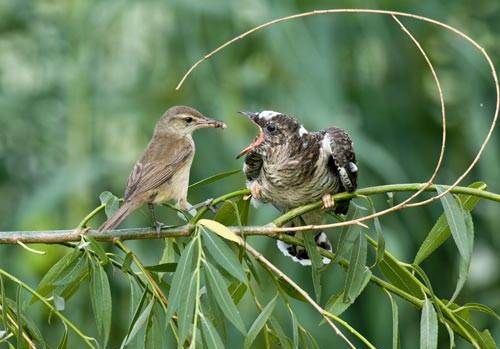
{"left": 199, "top": 116, "right": 227, "bottom": 129}
{"left": 236, "top": 111, "right": 264, "bottom": 159}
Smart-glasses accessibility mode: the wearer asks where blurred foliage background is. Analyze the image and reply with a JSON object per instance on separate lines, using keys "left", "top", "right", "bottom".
{"left": 0, "top": 0, "right": 499, "bottom": 348}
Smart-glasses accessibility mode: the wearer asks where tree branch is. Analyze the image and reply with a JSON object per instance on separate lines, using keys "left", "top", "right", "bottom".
{"left": 0, "top": 183, "right": 498, "bottom": 244}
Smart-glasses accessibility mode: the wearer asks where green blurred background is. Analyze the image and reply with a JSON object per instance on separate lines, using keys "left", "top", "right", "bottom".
{"left": 0, "top": 0, "right": 499, "bottom": 348}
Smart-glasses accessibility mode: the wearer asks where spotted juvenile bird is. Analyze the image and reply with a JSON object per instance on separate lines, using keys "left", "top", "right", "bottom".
{"left": 99, "top": 106, "right": 226, "bottom": 232}
{"left": 237, "top": 110, "right": 357, "bottom": 265}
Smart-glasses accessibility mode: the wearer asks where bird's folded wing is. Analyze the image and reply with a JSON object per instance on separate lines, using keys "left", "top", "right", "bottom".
{"left": 326, "top": 127, "right": 358, "bottom": 192}
{"left": 243, "top": 150, "right": 263, "bottom": 181}
{"left": 124, "top": 148, "right": 192, "bottom": 200}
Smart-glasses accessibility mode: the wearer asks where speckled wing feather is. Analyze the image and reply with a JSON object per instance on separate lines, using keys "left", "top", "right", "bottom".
{"left": 243, "top": 150, "right": 263, "bottom": 181}
{"left": 124, "top": 147, "right": 192, "bottom": 201}
{"left": 325, "top": 127, "right": 357, "bottom": 192}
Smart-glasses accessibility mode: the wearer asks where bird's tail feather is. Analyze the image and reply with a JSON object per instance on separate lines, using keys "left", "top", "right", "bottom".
{"left": 98, "top": 201, "right": 138, "bottom": 232}
{"left": 276, "top": 215, "right": 332, "bottom": 266}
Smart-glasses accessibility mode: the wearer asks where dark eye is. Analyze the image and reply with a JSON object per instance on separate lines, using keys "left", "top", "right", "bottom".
{"left": 185, "top": 117, "right": 193, "bottom": 123}
{"left": 266, "top": 124, "right": 277, "bottom": 133}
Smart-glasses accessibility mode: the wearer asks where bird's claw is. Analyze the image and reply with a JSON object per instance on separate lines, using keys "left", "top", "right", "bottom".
{"left": 154, "top": 221, "right": 167, "bottom": 235}
{"left": 322, "top": 194, "right": 334, "bottom": 209}
{"left": 188, "top": 198, "right": 216, "bottom": 215}
{"left": 249, "top": 182, "right": 262, "bottom": 200}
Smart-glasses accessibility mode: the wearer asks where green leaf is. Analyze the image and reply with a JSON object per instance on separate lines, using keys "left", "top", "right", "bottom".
{"left": 178, "top": 272, "right": 197, "bottom": 347}
{"left": 436, "top": 186, "right": 474, "bottom": 259}
{"left": 379, "top": 254, "right": 424, "bottom": 298}
{"left": 144, "top": 302, "right": 167, "bottom": 349}
{"left": 200, "top": 313, "right": 225, "bottom": 349}
{"left": 202, "top": 230, "right": 246, "bottom": 283}
{"left": 420, "top": 298, "right": 438, "bottom": 349}
{"left": 237, "top": 197, "right": 250, "bottom": 226}
{"left": 277, "top": 277, "right": 307, "bottom": 303}
{"left": 1, "top": 275, "right": 8, "bottom": 331}
{"left": 385, "top": 290, "right": 399, "bottom": 349}
{"left": 33, "top": 248, "right": 82, "bottom": 302}
{"left": 449, "top": 211, "right": 474, "bottom": 303}
{"left": 188, "top": 169, "right": 241, "bottom": 190}
{"left": 145, "top": 263, "right": 177, "bottom": 273}
{"left": 325, "top": 270, "right": 370, "bottom": 317}
{"left": 89, "top": 259, "right": 112, "bottom": 348}
{"left": 456, "top": 303, "right": 500, "bottom": 321}
{"left": 165, "top": 239, "right": 197, "bottom": 324}
{"left": 123, "top": 297, "right": 154, "bottom": 347}
{"left": 87, "top": 236, "right": 109, "bottom": 265}
{"left": 56, "top": 326, "right": 68, "bottom": 349}
{"left": 414, "top": 182, "right": 485, "bottom": 265}
{"left": 204, "top": 261, "right": 246, "bottom": 334}
{"left": 198, "top": 219, "right": 242, "bottom": 244}
{"left": 302, "top": 232, "right": 322, "bottom": 302}
{"left": 99, "top": 191, "right": 120, "bottom": 218}
{"left": 479, "top": 330, "right": 497, "bottom": 349}
{"left": 214, "top": 200, "right": 238, "bottom": 226}
{"left": 372, "top": 216, "right": 385, "bottom": 268}
{"left": 228, "top": 282, "right": 248, "bottom": 305}
{"left": 243, "top": 295, "right": 277, "bottom": 349}
{"left": 344, "top": 232, "right": 369, "bottom": 302}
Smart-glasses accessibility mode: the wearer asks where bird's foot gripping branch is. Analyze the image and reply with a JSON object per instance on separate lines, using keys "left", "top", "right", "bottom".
{"left": 1, "top": 180, "right": 499, "bottom": 348}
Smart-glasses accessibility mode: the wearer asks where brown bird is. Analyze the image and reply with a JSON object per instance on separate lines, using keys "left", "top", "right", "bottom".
{"left": 98, "top": 106, "right": 226, "bottom": 232}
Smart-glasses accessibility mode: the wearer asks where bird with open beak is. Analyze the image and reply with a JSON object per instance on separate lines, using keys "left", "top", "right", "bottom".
{"left": 237, "top": 110, "right": 358, "bottom": 266}
{"left": 99, "top": 105, "right": 226, "bottom": 232}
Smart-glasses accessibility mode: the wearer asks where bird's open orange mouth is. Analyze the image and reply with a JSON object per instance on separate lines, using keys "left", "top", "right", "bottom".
{"left": 237, "top": 128, "right": 264, "bottom": 159}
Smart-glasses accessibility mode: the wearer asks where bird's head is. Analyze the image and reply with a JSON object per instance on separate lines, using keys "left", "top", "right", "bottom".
{"left": 155, "top": 105, "right": 226, "bottom": 136}
{"left": 236, "top": 110, "right": 304, "bottom": 158}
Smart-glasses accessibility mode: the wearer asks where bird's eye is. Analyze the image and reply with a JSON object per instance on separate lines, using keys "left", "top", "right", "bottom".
{"left": 185, "top": 117, "right": 193, "bottom": 123}
{"left": 266, "top": 124, "right": 277, "bottom": 133}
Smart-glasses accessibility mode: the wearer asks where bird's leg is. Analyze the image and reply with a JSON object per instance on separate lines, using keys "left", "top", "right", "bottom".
{"left": 148, "top": 203, "right": 165, "bottom": 234}
{"left": 321, "top": 193, "right": 335, "bottom": 209}
{"left": 244, "top": 181, "right": 262, "bottom": 201}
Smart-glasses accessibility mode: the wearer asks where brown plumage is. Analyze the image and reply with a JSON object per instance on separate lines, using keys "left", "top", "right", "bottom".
{"left": 99, "top": 106, "right": 225, "bottom": 232}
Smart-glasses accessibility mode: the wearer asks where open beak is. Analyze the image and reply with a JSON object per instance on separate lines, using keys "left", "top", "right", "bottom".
{"left": 236, "top": 111, "right": 264, "bottom": 159}
{"left": 199, "top": 116, "right": 226, "bottom": 129}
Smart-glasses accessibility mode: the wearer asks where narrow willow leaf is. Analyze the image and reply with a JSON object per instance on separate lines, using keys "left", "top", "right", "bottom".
{"left": 449, "top": 211, "right": 474, "bottom": 303}
{"left": 436, "top": 186, "right": 473, "bottom": 260}
{"left": 453, "top": 314, "right": 489, "bottom": 348}
{"left": 300, "top": 327, "right": 320, "bottom": 349}
{"left": 202, "top": 230, "right": 246, "bottom": 283}
{"left": 414, "top": 182, "right": 486, "bottom": 265}
{"left": 122, "top": 252, "right": 133, "bottom": 273}
{"left": 277, "top": 278, "right": 307, "bottom": 303}
{"left": 53, "top": 255, "right": 88, "bottom": 287}
{"left": 420, "top": 298, "right": 438, "bottom": 349}
{"left": 379, "top": 254, "right": 424, "bottom": 298}
{"left": 384, "top": 290, "right": 399, "bottom": 349}
{"left": 178, "top": 272, "right": 197, "bottom": 347}
{"left": 15, "top": 285, "right": 22, "bottom": 349}
{"left": 243, "top": 295, "right": 277, "bottom": 349}
{"left": 188, "top": 169, "right": 241, "bottom": 190}
{"left": 444, "top": 323, "right": 454, "bottom": 349}
{"left": 302, "top": 232, "right": 322, "bottom": 301}
{"left": 165, "top": 239, "right": 197, "bottom": 324}
{"left": 89, "top": 259, "right": 112, "bottom": 348}
{"left": 56, "top": 326, "right": 68, "bottom": 349}
{"left": 198, "top": 219, "right": 242, "bottom": 244}
{"left": 0, "top": 275, "right": 8, "bottom": 331}
{"left": 213, "top": 201, "right": 237, "bottom": 226}
{"left": 325, "top": 270, "right": 371, "bottom": 316}
{"left": 228, "top": 282, "right": 248, "bottom": 305}
{"left": 145, "top": 263, "right": 177, "bottom": 273}
{"left": 33, "top": 249, "right": 82, "bottom": 302}
{"left": 372, "top": 216, "right": 385, "bottom": 268}
{"left": 123, "top": 298, "right": 154, "bottom": 346}
{"left": 99, "top": 191, "right": 120, "bottom": 218}
{"left": 87, "top": 236, "right": 109, "bottom": 265}
{"left": 479, "top": 330, "right": 497, "bottom": 349}
{"left": 204, "top": 261, "right": 246, "bottom": 334}
{"left": 144, "top": 302, "right": 167, "bottom": 349}
{"left": 268, "top": 316, "right": 293, "bottom": 349}
{"left": 237, "top": 197, "right": 250, "bottom": 226}
{"left": 344, "top": 233, "right": 368, "bottom": 302}
{"left": 53, "top": 293, "right": 65, "bottom": 311}
{"left": 291, "top": 309, "right": 299, "bottom": 349}
{"left": 121, "top": 288, "right": 148, "bottom": 348}
{"left": 200, "top": 313, "right": 225, "bottom": 349}
{"left": 458, "top": 303, "right": 500, "bottom": 321}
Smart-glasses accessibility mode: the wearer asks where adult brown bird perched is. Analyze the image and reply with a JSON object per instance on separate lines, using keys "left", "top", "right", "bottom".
{"left": 237, "top": 110, "right": 357, "bottom": 265}
{"left": 99, "top": 106, "right": 226, "bottom": 232}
